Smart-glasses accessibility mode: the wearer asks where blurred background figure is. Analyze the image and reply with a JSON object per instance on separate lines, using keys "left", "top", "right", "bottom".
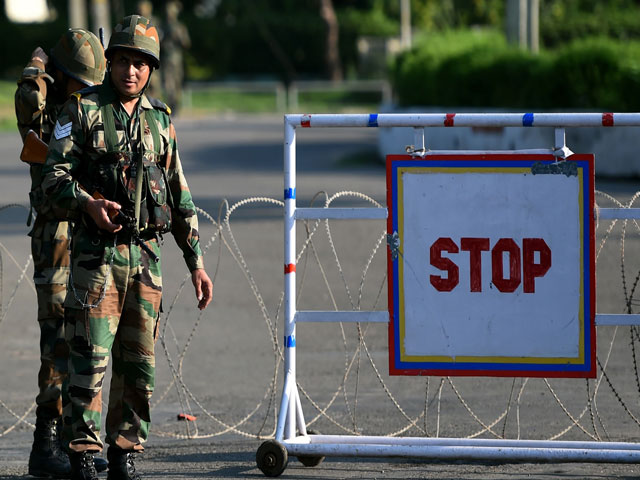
{"left": 135, "top": 0, "right": 162, "bottom": 98}
{"left": 161, "top": 1, "right": 190, "bottom": 115}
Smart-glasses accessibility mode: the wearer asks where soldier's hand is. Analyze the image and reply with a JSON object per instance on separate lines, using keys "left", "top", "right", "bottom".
{"left": 191, "top": 268, "right": 213, "bottom": 310}
{"left": 85, "top": 197, "right": 123, "bottom": 233}
{"left": 30, "top": 47, "right": 48, "bottom": 66}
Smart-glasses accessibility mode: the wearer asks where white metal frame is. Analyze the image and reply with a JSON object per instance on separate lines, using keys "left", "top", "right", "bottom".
{"left": 273, "top": 113, "right": 640, "bottom": 474}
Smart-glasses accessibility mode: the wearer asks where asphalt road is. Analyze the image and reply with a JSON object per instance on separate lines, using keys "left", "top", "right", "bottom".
{"left": 1, "top": 113, "right": 640, "bottom": 479}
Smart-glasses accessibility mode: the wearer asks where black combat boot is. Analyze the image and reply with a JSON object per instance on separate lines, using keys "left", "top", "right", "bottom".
{"left": 107, "top": 447, "right": 142, "bottom": 480}
{"left": 28, "top": 416, "right": 71, "bottom": 478}
{"left": 69, "top": 451, "right": 99, "bottom": 480}
{"left": 60, "top": 420, "right": 108, "bottom": 473}
{"left": 94, "top": 454, "right": 108, "bottom": 472}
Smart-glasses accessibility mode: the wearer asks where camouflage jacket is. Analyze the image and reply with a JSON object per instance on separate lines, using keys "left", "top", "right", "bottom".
{"left": 42, "top": 81, "right": 204, "bottom": 272}
{"left": 15, "top": 57, "right": 62, "bottom": 210}
{"left": 15, "top": 57, "right": 57, "bottom": 142}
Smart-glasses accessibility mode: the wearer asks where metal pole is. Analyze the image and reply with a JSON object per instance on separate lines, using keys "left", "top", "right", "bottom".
{"left": 284, "top": 441, "right": 640, "bottom": 463}
{"left": 90, "top": 0, "right": 110, "bottom": 38}
{"left": 268, "top": 112, "right": 640, "bottom": 476}
{"left": 527, "top": 0, "right": 540, "bottom": 53}
{"left": 285, "top": 112, "right": 640, "bottom": 128}
{"left": 286, "top": 434, "right": 640, "bottom": 450}
{"left": 400, "top": 0, "right": 411, "bottom": 50}
{"left": 506, "top": 0, "right": 527, "bottom": 49}
{"left": 294, "top": 387, "right": 307, "bottom": 436}
{"left": 283, "top": 118, "right": 297, "bottom": 441}
{"left": 274, "top": 375, "right": 293, "bottom": 441}
{"left": 68, "top": 0, "right": 88, "bottom": 28}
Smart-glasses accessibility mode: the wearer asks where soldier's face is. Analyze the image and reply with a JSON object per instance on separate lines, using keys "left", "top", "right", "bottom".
{"left": 110, "top": 50, "right": 152, "bottom": 98}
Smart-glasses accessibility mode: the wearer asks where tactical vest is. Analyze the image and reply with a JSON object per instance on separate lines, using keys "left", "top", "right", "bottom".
{"left": 84, "top": 95, "right": 173, "bottom": 236}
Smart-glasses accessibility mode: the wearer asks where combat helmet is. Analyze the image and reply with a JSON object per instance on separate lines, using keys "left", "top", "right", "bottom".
{"left": 106, "top": 15, "right": 160, "bottom": 68}
{"left": 50, "top": 28, "right": 106, "bottom": 86}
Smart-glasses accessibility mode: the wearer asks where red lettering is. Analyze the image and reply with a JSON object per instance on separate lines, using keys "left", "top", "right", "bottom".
{"left": 430, "top": 237, "right": 459, "bottom": 291}
{"left": 491, "top": 238, "right": 521, "bottom": 292}
{"left": 523, "top": 238, "right": 551, "bottom": 293}
{"left": 429, "top": 237, "right": 551, "bottom": 293}
{"left": 461, "top": 237, "right": 490, "bottom": 292}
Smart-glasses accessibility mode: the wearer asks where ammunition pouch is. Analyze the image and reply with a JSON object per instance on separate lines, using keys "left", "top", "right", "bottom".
{"left": 144, "top": 157, "right": 172, "bottom": 233}
{"left": 82, "top": 96, "right": 172, "bottom": 239}
{"left": 82, "top": 150, "right": 173, "bottom": 237}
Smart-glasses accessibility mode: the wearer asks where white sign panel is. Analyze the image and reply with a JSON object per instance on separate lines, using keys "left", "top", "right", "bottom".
{"left": 387, "top": 154, "right": 595, "bottom": 377}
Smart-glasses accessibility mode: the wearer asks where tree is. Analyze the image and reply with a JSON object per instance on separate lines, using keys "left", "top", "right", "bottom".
{"left": 319, "top": 0, "right": 343, "bottom": 81}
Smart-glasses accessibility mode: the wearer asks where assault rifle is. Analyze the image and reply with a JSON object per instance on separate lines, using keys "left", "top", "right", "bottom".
{"left": 20, "top": 130, "right": 159, "bottom": 262}
{"left": 20, "top": 129, "right": 48, "bottom": 165}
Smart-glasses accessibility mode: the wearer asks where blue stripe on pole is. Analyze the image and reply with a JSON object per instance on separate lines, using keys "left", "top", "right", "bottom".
{"left": 285, "top": 335, "right": 296, "bottom": 347}
{"left": 284, "top": 188, "right": 296, "bottom": 199}
{"left": 368, "top": 114, "right": 379, "bottom": 127}
{"left": 522, "top": 113, "right": 534, "bottom": 126}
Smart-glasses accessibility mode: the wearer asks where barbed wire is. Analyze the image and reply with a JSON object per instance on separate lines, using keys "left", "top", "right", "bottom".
{"left": 1, "top": 190, "right": 640, "bottom": 445}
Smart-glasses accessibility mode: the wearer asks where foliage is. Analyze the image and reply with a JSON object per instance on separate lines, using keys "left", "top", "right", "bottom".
{"left": 339, "top": 6, "right": 398, "bottom": 37}
{"left": 391, "top": 29, "right": 510, "bottom": 107}
{"left": 0, "top": 13, "right": 67, "bottom": 80}
{"left": 391, "top": 31, "right": 640, "bottom": 111}
{"left": 540, "top": 5, "right": 640, "bottom": 48}
{"left": 4, "top": 0, "right": 640, "bottom": 90}
{"left": 183, "top": 0, "right": 326, "bottom": 82}
{"left": 0, "top": 80, "right": 17, "bottom": 131}
{"left": 411, "top": 0, "right": 504, "bottom": 30}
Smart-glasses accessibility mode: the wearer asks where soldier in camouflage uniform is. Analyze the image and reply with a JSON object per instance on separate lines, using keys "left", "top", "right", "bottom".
{"left": 42, "top": 15, "right": 213, "bottom": 480}
{"left": 15, "top": 28, "right": 108, "bottom": 478}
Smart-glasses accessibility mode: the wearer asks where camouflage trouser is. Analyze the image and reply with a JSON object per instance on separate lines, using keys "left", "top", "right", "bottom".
{"left": 63, "top": 227, "right": 162, "bottom": 453}
{"left": 30, "top": 218, "right": 71, "bottom": 420}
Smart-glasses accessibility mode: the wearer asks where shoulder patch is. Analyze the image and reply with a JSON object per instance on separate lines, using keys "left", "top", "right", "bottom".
{"left": 148, "top": 96, "right": 171, "bottom": 115}
{"left": 71, "top": 84, "right": 100, "bottom": 101}
{"left": 78, "top": 85, "right": 100, "bottom": 96}
{"left": 53, "top": 120, "right": 72, "bottom": 140}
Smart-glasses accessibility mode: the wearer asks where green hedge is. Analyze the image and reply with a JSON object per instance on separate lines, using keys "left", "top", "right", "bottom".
{"left": 391, "top": 30, "right": 640, "bottom": 111}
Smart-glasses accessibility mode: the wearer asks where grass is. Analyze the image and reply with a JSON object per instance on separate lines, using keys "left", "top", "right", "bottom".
{"left": 289, "top": 90, "right": 382, "bottom": 114}
{"left": 182, "top": 86, "right": 384, "bottom": 114}
{"left": 0, "top": 79, "right": 385, "bottom": 131}
{"left": 0, "top": 80, "right": 16, "bottom": 132}
{"left": 183, "top": 89, "right": 281, "bottom": 114}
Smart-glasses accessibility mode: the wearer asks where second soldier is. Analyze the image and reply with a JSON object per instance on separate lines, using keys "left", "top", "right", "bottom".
{"left": 42, "top": 15, "right": 213, "bottom": 480}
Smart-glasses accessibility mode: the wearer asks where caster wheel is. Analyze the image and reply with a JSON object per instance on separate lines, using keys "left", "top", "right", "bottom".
{"left": 297, "top": 429, "right": 325, "bottom": 467}
{"left": 257, "top": 440, "right": 288, "bottom": 477}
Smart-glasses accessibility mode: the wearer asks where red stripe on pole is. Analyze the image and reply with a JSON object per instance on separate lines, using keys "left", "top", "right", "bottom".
{"left": 301, "top": 115, "right": 311, "bottom": 128}
{"left": 602, "top": 113, "right": 614, "bottom": 126}
{"left": 444, "top": 113, "right": 456, "bottom": 127}
{"left": 285, "top": 264, "right": 296, "bottom": 274}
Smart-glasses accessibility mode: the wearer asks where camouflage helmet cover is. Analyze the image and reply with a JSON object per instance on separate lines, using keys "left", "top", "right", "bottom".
{"left": 50, "top": 28, "right": 107, "bottom": 86}
{"left": 106, "top": 15, "right": 160, "bottom": 67}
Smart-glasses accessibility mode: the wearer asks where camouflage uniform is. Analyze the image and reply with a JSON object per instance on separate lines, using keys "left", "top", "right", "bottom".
{"left": 15, "top": 36, "right": 102, "bottom": 423}
{"left": 42, "top": 78, "right": 204, "bottom": 453}
{"left": 16, "top": 54, "right": 71, "bottom": 422}
{"left": 17, "top": 29, "right": 108, "bottom": 479}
